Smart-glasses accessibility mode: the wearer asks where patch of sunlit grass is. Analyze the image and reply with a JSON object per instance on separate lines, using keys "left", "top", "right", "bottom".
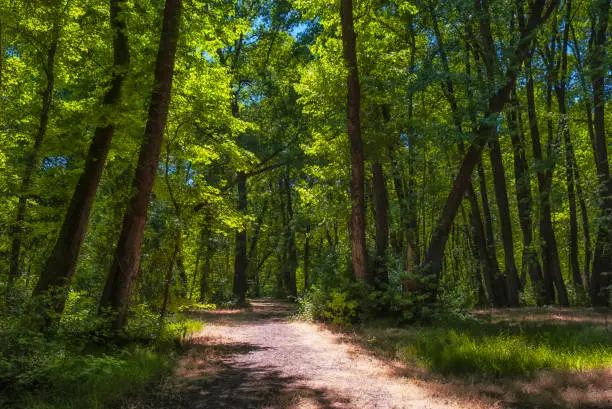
{"left": 361, "top": 319, "right": 612, "bottom": 378}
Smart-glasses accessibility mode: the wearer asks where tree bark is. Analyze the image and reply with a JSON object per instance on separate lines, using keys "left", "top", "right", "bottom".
{"left": 340, "top": 0, "right": 369, "bottom": 283}
{"left": 233, "top": 172, "right": 248, "bottom": 303}
{"left": 99, "top": 0, "right": 182, "bottom": 330}
{"left": 285, "top": 172, "right": 297, "bottom": 297}
{"left": 488, "top": 139, "right": 520, "bottom": 306}
{"left": 507, "top": 95, "right": 546, "bottom": 304}
{"left": 589, "top": 0, "right": 612, "bottom": 307}
{"left": 372, "top": 162, "right": 389, "bottom": 284}
{"left": 423, "top": 0, "right": 556, "bottom": 293}
{"left": 8, "top": 25, "right": 59, "bottom": 290}
{"left": 524, "top": 56, "right": 557, "bottom": 304}
{"left": 34, "top": 0, "right": 131, "bottom": 317}
{"left": 554, "top": 0, "right": 582, "bottom": 288}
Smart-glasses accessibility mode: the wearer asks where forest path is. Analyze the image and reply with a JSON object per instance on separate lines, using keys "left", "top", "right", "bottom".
{"left": 164, "top": 299, "right": 475, "bottom": 409}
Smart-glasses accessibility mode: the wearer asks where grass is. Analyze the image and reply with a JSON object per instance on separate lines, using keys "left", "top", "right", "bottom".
{"left": 359, "top": 313, "right": 612, "bottom": 378}
{"left": 18, "top": 347, "right": 175, "bottom": 409}
{"left": 1, "top": 308, "right": 204, "bottom": 409}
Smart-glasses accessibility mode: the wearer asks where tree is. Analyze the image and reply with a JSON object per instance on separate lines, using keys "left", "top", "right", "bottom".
{"left": 99, "top": 0, "right": 182, "bottom": 330}
{"left": 33, "top": 0, "right": 131, "bottom": 320}
{"left": 340, "top": 0, "right": 369, "bottom": 283}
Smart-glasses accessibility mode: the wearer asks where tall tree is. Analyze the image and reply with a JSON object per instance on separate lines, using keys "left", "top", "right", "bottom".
{"left": 589, "top": 0, "right": 611, "bottom": 307}
{"left": 99, "top": 0, "right": 182, "bottom": 330}
{"left": 33, "top": 0, "right": 131, "bottom": 318}
{"left": 8, "top": 23, "right": 60, "bottom": 290}
{"left": 423, "top": 0, "right": 557, "bottom": 295}
{"left": 340, "top": 0, "right": 369, "bottom": 282}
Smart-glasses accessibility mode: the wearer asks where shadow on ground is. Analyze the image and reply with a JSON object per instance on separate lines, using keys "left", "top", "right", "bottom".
{"left": 148, "top": 340, "right": 345, "bottom": 409}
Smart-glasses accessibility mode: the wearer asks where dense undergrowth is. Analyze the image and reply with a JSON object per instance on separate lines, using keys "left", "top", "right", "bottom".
{"left": 295, "top": 279, "right": 612, "bottom": 379}
{"left": 0, "top": 293, "right": 209, "bottom": 409}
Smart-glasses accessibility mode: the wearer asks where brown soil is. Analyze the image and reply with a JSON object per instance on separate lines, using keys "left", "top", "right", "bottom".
{"left": 145, "top": 300, "right": 479, "bottom": 409}
{"left": 138, "top": 301, "right": 611, "bottom": 409}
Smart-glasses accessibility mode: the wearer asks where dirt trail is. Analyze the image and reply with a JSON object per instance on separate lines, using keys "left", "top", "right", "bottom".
{"left": 161, "top": 300, "right": 477, "bottom": 409}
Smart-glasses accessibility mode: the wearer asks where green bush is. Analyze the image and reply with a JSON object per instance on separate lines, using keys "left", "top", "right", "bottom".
{"left": 0, "top": 295, "right": 202, "bottom": 409}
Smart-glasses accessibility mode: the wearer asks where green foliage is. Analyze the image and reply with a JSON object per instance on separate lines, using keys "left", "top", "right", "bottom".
{"left": 361, "top": 320, "right": 612, "bottom": 378}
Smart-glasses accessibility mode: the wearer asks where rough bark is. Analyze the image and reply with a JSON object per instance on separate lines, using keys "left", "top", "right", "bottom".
{"left": 99, "top": 0, "right": 182, "bottom": 330}
{"left": 340, "top": 0, "right": 369, "bottom": 283}
{"left": 34, "top": 0, "right": 131, "bottom": 317}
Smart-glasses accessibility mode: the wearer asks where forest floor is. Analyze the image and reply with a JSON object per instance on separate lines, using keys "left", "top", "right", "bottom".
{"left": 138, "top": 300, "right": 611, "bottom": 409}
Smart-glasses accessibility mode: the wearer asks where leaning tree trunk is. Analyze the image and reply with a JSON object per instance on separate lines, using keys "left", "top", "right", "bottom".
{"left": 423, "top": 0, "right": 556, "bottom": 293}
{"left": 8, "top": 25, "right": 59, "bottom": 290}
{"left": 99, "top": 0, "right": 182, "bottom": 330}
{"left": 589, "top": 0, "right": 612, "bottom": 307}
{"left": 340, "top": 0, "right": 369, "bottom": 283}
{"left": 34, "top": 0, "right": 130, "bottom": 319}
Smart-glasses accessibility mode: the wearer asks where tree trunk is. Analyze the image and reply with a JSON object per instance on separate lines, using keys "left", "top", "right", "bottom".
{"left": 304, "top": 224, "right": 310, "bottom": 290}
{"left": 372, "top": 162, "right": 389, "bottom": 284}
{"left": 488, "top": 139, "right": 520, "bottom": 306}
{"left": 99, "top": 0, "right": 182, "bottom": 330}
{"left": 8, "top": 25, "right": 59, "bottom": 290}
{"left": 340, "top": 0, "right": 369, "bottom": 283}
{"left": 554, "top": 2, "right": 582, "bottom": 288}
{"left": 285, "top": 172, "right": 297, "bottom": 297}
{"left": 589, "top": 0, "right": 612, "bottom": 307}
{"left": 159, "top": 242, "right": 179, "bottom": 328}
{"left": 423, "top": 0, "right": 555, "bottom": 291}
{"left": 477, "top": 161, "right": 508, "bottom": 305}
{"left": 524, "top": 56, "right": 559, "bottom": 305}
{"left": 233, "top": 172, "right": 248, "bottom": 303}
{"left": 507, "top": 95, "right": 546, "bottom": 304}
{"left": 34, "top": 0, "right": 130, "bottom": 317}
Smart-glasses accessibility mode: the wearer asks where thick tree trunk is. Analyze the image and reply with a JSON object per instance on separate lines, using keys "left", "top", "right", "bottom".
{"left": 589, "top": 0, "right": 612, "bottom": 307}
{"left": 233, "top": 172, "right": 248, "bottom": 303}
{"left": 99, "top": 0, "right": 182, "bottom": 330}
{"left": 340, "top": 0, "right": 369, "bottom": 283}
{"left": 372, "top": 162, "right": 389, "bottom": 284}
{"left": 8, "top": 26, "right": 59, "bottom": 290}
{"left": 34, "top": 0, "right": 130, "bottom": 317}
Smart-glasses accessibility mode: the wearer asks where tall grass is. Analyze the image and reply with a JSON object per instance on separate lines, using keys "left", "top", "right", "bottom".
{"left": 361, "top": 319, "right": 612, "bottom": 378}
